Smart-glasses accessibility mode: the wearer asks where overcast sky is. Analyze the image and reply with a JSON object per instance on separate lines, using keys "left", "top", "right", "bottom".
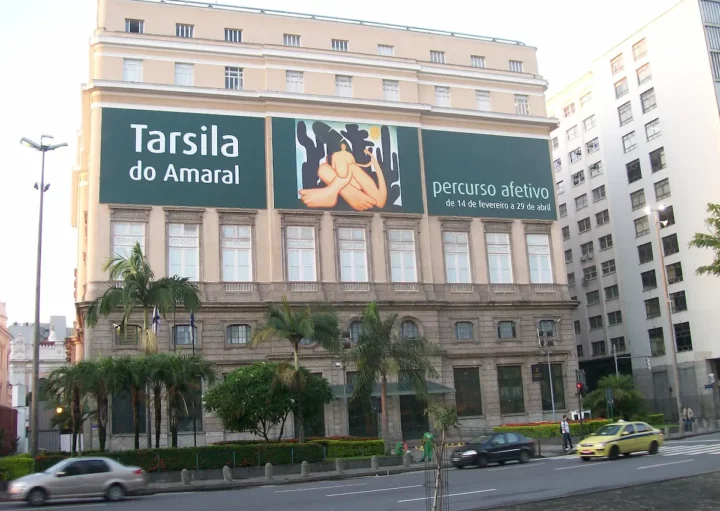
{"left": 0, "top": 0, "right": 680, "bottom": 325}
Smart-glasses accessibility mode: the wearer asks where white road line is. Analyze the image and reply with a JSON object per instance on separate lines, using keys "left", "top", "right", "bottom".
{"left": 663, "top": 447, "right": 720, "bottom": 456}
{"left": 637, "top": 459, "right": 694, "bottom": 470}
{"left": 555, "top": 461, "right": 608, "bottom": 471}
{"left": 665, "top": 440, "right": 720, "bottom": 443}
{"left": 275, "top": 483, "right": 367, "bottom": 493}
{"left": 487, "top": 463, "right": 545, "bottom": 472}
{"left": 398, "top": 488, "right": 496, "bottom": 503}
{"left": 326, "top": 484, "right": 423, "bottom": 497}
{"left": 21, "top": 504, "right": 106, "bottom": 510}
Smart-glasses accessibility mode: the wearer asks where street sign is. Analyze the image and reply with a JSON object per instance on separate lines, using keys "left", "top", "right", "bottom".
{"left": 705, "top": 384, "right": 714, "bottom": 389}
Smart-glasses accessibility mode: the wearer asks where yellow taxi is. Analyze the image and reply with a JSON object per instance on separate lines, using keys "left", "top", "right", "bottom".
{"left": 577, "top": 420, "right": 664, "bottom": 461}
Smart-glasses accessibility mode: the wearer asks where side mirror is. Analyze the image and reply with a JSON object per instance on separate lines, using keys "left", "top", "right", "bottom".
{"left": 621, "top": 431, "right": 630, "bottom": 436}
{"left": 55, "top": 471, "right": 66, "bottom": 478}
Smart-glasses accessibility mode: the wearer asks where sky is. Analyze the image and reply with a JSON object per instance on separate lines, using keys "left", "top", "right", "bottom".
{"left": 0, "top": 0, "right": 680, "bottom": 325}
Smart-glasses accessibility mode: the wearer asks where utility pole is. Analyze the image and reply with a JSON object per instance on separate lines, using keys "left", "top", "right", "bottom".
{"left": 576, "top": 370, "right": 586, "bottom": 436}
{"left": 612, "top": 344, "right": 619, "bottom": 377}
{"left": 538, "top": 328, "right": 556, "bottom": 423}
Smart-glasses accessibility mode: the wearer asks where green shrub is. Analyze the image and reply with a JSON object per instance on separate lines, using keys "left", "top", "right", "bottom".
{"left": 0, "top": 456, "right": 35, "bottom": 480}
{"left": 311, "top": 440, "right": 384, "bottom": 458}
{"left": 646, "top": 413, "right": 665, "bottom": 425}
{"left": 493, "top": 420, "right": 612, "bottom": 439}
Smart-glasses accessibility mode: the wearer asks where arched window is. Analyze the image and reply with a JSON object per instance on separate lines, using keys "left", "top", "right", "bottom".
{"left": 299, "top": 337, "right": 314, "bottom": 346}
{"left": 349, "top": 321, "right": 363, "bottom": 343}
{"left": 227, "top": 324, "right": 251, "bottom": 345}
{"left": 400, "top": 320, "right": 420, "bottom": 340}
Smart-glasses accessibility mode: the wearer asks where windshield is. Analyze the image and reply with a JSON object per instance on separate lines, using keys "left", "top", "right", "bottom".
{"left": 593, "top": 425, "right": 622, "bottom": 436}
{"left": 44, "top": 459, "right": 72, "bottom": 474}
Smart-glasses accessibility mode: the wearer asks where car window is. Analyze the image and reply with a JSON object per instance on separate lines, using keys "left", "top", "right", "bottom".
{"left": 64, "top": 460, "right": 93, "bottom": 477}
{"left": 623, "top": 424, "right": 635, "bottom": 435}
{"left": 491, "top": 434, "right": 506, "bottom": 445}
{"left": 470, "top": 435, "right": 491, "bottom": 444}
{"left": 594, "top": 425, "right": 622, "bottom": 436}
{"left": 89, "top": 460, "right": 110, "bottom": 474}
{"left": 635, "top": 423, "right": 648, "bottom": 433}
{"left": 505, "top": 433, "right": 520, "bottom": 443}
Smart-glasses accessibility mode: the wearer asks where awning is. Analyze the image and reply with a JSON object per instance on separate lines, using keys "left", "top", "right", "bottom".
{"left": 331, "top": 381, "right": 454, "bottom": 399}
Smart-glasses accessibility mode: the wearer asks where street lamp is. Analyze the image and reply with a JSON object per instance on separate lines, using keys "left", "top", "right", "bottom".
{"left": 645, "top": 203, "right": 683, "bottom": 425}
{"left": 55, "top": 407, "right": 63, "bottom": 415}
{"left": 21, "top": 135, "right": 68, "bottom": 457}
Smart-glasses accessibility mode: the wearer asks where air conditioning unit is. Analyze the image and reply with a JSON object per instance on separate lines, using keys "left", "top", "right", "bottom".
{"left": 581, "top": 255, "right": 588, "bottom": 262}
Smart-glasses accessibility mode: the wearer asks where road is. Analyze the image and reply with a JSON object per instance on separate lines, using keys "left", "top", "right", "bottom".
{"left": 3, "top": 435, "right": 720, "bottom": 510}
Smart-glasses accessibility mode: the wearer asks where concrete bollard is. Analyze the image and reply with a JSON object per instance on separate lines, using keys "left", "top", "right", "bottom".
{"left": 335, "top": 458, "right": 345, "bottom": 475}
{"left": 222, "top": 465, "right": 232, "bottom": 482}
{"left": 371, "top": 455, "right": 379, "bottom": 471}
{"left": 181, "top": 468, "right": 191, "bottom": 486}
{"left": 301, "top": 460, "right": 310, "bottom": 477}
{"left": 265, "top": 462, "right": 273, "bottom": 480}
{"left": 403, "top": 451, "right": 412, "bottom": 468}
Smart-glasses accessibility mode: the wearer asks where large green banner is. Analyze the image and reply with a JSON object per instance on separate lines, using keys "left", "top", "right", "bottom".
{"left": 99, "top": 108, "right": 267, "bottom": 208}
{"left": 422, "top": 130, "right": 556, "bottom": 220}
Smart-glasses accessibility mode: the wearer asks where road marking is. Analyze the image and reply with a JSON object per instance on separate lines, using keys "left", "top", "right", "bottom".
{"left": 665, "top": 440, "right": 720, "bottom": 443}
{"left": 398, "top": 488, "right": 496, "bottom": 503}
{"left": 326, "top": 484, "right": 423, "bottom": 497}
{"left": 555, "top": 461, "right": 608, "bottom": 470}
{"left": 275, "top": 483, "right": 367, "bottom": 493}
{"left": 637, "top": 459, "right": 694, "bottom": 470}
{"left": 18, "top": 504, "right": 107, "bottom": 510}
{"left": 487, "top": 463, "right": 545, "bottom": 472}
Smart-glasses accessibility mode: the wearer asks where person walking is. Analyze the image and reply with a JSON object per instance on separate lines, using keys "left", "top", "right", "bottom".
{"left": 683, "top": 407, "right": 694, "bottom": 432}
{"left": 560, "top": 415, "right": 573, "bottom": 452}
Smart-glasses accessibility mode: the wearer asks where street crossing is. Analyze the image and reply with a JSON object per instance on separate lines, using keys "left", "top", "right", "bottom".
{"left": 660, "top": 442, "right": 720, "bottom": 457}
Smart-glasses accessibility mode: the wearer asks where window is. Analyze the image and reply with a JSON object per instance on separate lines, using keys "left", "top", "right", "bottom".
{"left": 112, "top": 389, "right": 145, "bottom": 435}
{"left": 401, "top": 320, "right": 420, "bottom": 339}
{"left": 577, "top": 345, "right": 584, "bottom": 358}
{"left": 115, "top": 325, "right": 140, "bottom": 346}
{"left": 637, "top": 63, "right": 652, "bottom": 85}
{"left": 634, "top": 216, "right": 650, "bottom": 237}
{"left": 563, "top": 103, "right": 576, "bottom": 117}
{"left": 225, "top": 67, "right": 243, "bottom": 90}
{"left": 638, "top": 242, "right": 654, "bottom": 264}
{"left": 649, "top": 327, "right": 665, "bottom": 356}
{"left": 590, "top": 340, "right": 605, "bottom": 356}
{"left": 654, "top": 177, "right": 671, "bottom": 200}
{"left": 615, "top": 78, "right": 629, "bottom": 98}
{"left": 645, "top": 297, "right": 662, "bottom": 319}
{"left": 589, "top": 161, "right": 604, "bottom": 177}
{"left": 622, "top": 131, "right": 637, "bottom": 153}
{"left": 332, "top": 39, "right": 348, "bottom": 52}
{"left": 667, "top": 262, "right": 684, "bottom": 284}
{"left": 662, "top": 233, "right": 679, "bottom": 256}
{"left": 618, "top": 102, "right": 633, "bottom": 126}
{"left": 611, "top": 336, "right": 626, "bottom": 353}
{"left": 122, "top": 59, "right": 142, "bottom": 82}
{"left": 583, "top": 265, "right": 598, "bottom": 281}
{"left": 389, "top": 229, "right": 417, "bottom": 283}
{"left": 444, "top": 232, "right": 471, "bottom": 283}
{"left": 174, "top": 63, "right": 194, "bottom": 86}
{"left": 430, "top": 50, "right": 445, "bottom": 63}
{"left": 583, "top": 115, "right": 597, "bottom": 131}
{"left": 125, "top": 19, "right": 144, "bottom": 33}
{"left": 572, "top": 169, "right": 585, "bottom": 186}
{"left": 589, "top": 316, "right": 603, "bottom": 330}
{"left": 286, "top": 71, "right": 304, "bottom": 93}
{"left": 645, "top": 118, "right": 661, "bottom": 141}
{"left": 497, "top": 366, "right": 524, "bottom": 414}
{"left": 454, "top": 368, "right": 482, "bottom": 416}
{"left": 487, "top": 233, "right": 513, "bottom": 284}
{"left": 284, "top": 34, "right": 301, "bottom": 46}
{"left": 631, "top": 189, "right": 646, "bottom": 211}
{"left": 578, "top": 217, "right": 591, "bottom": 233}
{"left": 168, "top": 223, "right": 199, "bottom": 280}
{"left": 596, "top": 210, "right": 610, "bottom": 226}
{"left": 586, "top": 290, "right": 600, "bottom": 306}
{"left": 641, "top": 269, "right": 657, "bottom": 290}
{"left": 580, "top": 241, "right": 594, "bottom": 257}
{"left": 575, "top": 194, "right": 588, "bottom": 210}
{"left": 557, "top": 180, "right": 565, "bottom": 194}
{"left": 611, "top": 54, "right": 624, "bottom": 74}
{"left": 173, "top": 325, "right": 197, "bottom": 346}
{"left": 349, "top": 321, "right": 363, "bottom": 343}
{"left": 586, "top": 138, "right": 600, "bottom": 154}
{"left": 633, "top": 39, "right": 648, "bottom": 60}
{"left": 476, "top": 90, "right": 491, "bottom": 111}
{"left": 225, "top": 28, "right": 242, "bottom": 42}
{"left": 435, "top": 86, "right": 450, "bottom": 107}
{"left": 178, "top": 377, "right": 203, "bottom": 433}
{"left": 659, "top": 206, "right": 675, "bottom": 227}
{"left": 455, "top": 322, "right": 473, "bottom": 341}
{"left": 641, "top": 88, "right": 657, "bottom": 113}
{"left": 592, "top": 185, "right": 606, "bottom": 202}
{"left": 605, "top": 284, "right": 619, "bottom": 301}
{"left": 509, "top": 60, "right": 524, "bottom": 72}
{"left": 650, "top": 147, "right": 666, "bottom": 172}
{"left": 497, "top": 321, "right": 517, "bottom": 339}
{"left": 564, "top": 249, "right": 573, "bottom": 263}
{"left": 554, "top": 159, "right": 562, "bottom": 172}
{"left": 568, "top": 272, "right": 576, "bottom": 286}
{"left": 599, "top": 234, "right": 613, "bottom": 250}
{"left": 176, "top": 24, "right": 193, "bottom": 38}
{"left": 574, "top": 320, "right": 581, "bottom": 334}
{"left": 608, "top": 311, "right": 623, "bottom": 326}
{"left": 527, "top": 234, "right": 553, "bottom": 284}
{"left": 112, "top": 222, "right": 145, "bottom": 259}
{"left": 227, "top": 325, "right": 251, "bottom": 345}
{"left": 567, "top": 125, "right": 579, "bottom": 140}
{"left": 580, "top": 92, "right": 593, "bottom": 107}
{"left": 626, "top": 159, "right": 642, "bottom": 184}
{"left": 286, "top": 226, "right": 316, "bottom": 282}
{"left": 336, "top": 75, "right": 353, "bottom": 97}
{"left": 383, "top": 80, "right": 399, "bottom": 101}
{"left": 670, "top": 290, "right": 687, "bottom": 313}
{"left": 378, "top": 44, "right": 394, "bottom": 56}
{"left": 602, "top": 259, "right": 616, "bottom": 275}
{"left": 674, "top": 322, "right": 693, "bottom": 352}
{"left": 559, "top": 203, "right": 568, "bottom": 217}
{"left": 221, "top": 225, "right": 252, "bottom": 282}
{"left": 515, "top": 95, "right": 530, "bottom": 115}
{"left": 552, "top": 137, "right": 559, "bottom": 150}
{"left": 338, "top": 227, "right": 368, "bottom": 282}
{"left": 471, "top": 55, "right": 486, "bottom": 68}
{"left": 541, "top": 364, "right": 565, "bottom": 411}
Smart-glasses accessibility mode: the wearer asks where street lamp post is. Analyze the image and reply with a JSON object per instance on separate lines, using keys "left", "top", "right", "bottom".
{"left": 21, "top": 135, "right": 67, "bottom": 458}
{"left": 646, "top": 204, "right": 683, "bottom": 425}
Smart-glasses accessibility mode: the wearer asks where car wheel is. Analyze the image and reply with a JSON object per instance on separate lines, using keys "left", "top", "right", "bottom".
{"left": 581, "top": 456, "right": 590, "bottom": 462}
{"left": 609, "top": 445, "right": 620, "bottom": 461}
{"left": 27, "top": 488, "right": 47, "bottom": 507}
{"left": 519, "top": 450, "right": 530, "bottom": 464}
{"left": 476, "top": 454, "right": 489, "bottom": 468}
{"left": 649, "top": 441, "right": 659, "bottom": 455}
{"left": 106, "top": 484, "right": 126, "bottom": 502}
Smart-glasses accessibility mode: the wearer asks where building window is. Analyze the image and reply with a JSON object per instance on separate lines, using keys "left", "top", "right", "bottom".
{"left": 633, "top": 39, "right": 648, "bottom": 60}
{"left": 377, "top": 44, "right": 394, "bottom": 56}
{"left": 592, "top": 185, "right": 606, "bottom": 202}
{"left": 286, "top": 71, "right": 304, "bottom": 93}
{"left": 112, "top": 222, "right": 145, "bottom": 259}
{"left": 349, "top": 321, "right": 363, "bottom": 343}
{"left": 509, "top": 60, "right": 524, "bottom": 72}
{"left": 224, "top": 28, "right": 242, "bottom": 42}
{"left": 225, "top": 67, "right": 243, "bottom": 90}
{"left": 554, "top": 159, "right": 562, "bottom": 172}
{"left": 583, "top": 115, "right": 597, "bottom": 131}
{"left": 476, "top": 90, "right": 491, "bottom": 111}
{"left": 284, "top": 34, "right": 301, "bottom": 46}
{"left": 527, "top": 234, "right": 553, "bottom": 284}
{"left": 615, "top": 78, "right": 629, "bottom": 98}
{"left": 574, "top": 320, "right": 581, "bottom": 334}
{"left": 541, "top": 364, "right": 566, "bottom": 411}
{"left": 581, "top": 92, "right": 592, "bottom": 106}
{"left": 563, "top": 103, "right": 576, "bottom": 118}
{"left": 626, "top": 160, "right": 642, "bottom": 184}
{"left": 659, "top": 206, "right": 675, "bottom": 227}
{"left": 455, "top": 322, "right": 473, "bottom": 341}
{"left": 178, "top": 377, "right": 203, "bottom": 433}
{"left": 575, "top": 194, "right": 588, "bottom": 210}
{"left": 389, "top": 229, "right": 417, "bottom": 283}
{"left": 567, "top": 125, "right": 579, "bottom": 140}
{"left": 125, "top": 19, "right": 144, "bottom": 33}
{"left": 454, "top": 368, "right": 482, "bottom": 416}
{"left": 176, "top": 24, "right": 194, "bottom": 38}
{"left": 336, "top": 75, "right": 353, "bottom": 97}
{"left": 557, "top": 180, "right": 565, "bottom": 194}
{"left": 497, "top": 366, "right": 524, "bottom": 414}
{"left": 471, "top": 55, "right": 486, "bottom": 68}
{"left": 674, "top": 322, "right": 693, "bottom": 352}
{"left": 580, "top": 241, "right": 594, "bottom": 258}
{"left": 622, "top": 132, "right": 638, "bottom": 153}
{"left": 486, "top": 233, "right": 513, "bottom": 284}
{"left": 112, "top": 390, "right": 146, "bottom": 435}
{"left": 562, "top": 227, "right": 571, "bottom": 241}
{"left": 559, "top": 203, "right": 568, "bottom": 217}
{"left": 577, "top": 345, "right": 584, "bottom": 358}
{"left": 634, "top": 216, "right": 650, "bottom": 237}
{"left": 645, "top": 298, "right": 661, "bottom": 319}
{"left": 649, "top": 327, "right": 665, "bottom": 356}
{"left": 168, "top": 223, "right": 199, "bottom": 280}
{"left": 666, "top": 262, "right": 683, "bottom": 284}
{"left": 115, "top": 325, "right": 141, "bottom": 346}
{"left": 227, "top": 325, "right": 251, "bottom": 345}
{"left": 578, "top": 217, "right": 591, "bottom": 233}
{"left": 540, "top": 319, "right": 557, "bottom": 338}
{"left": 567, "top": 272, "right": 576, "bottom": 286}
{"left": 637, "top": 63, "right": 652, "bottom": 85}
{"left": 552, "top": 137, "right": 559, "bottom": 150}
{"left": 650, "top": 147, "right": 666, "bottom": 172}
{"left": 383, "top": 80, "right": 399, "bottom": 101}
{"left": 638, "top": 242, "right": 654, "bottom": 264}
{"left": 583, "top": 265, "right": 597, "bottom": 281}
{"left": 654, "top": 178, "right": 671, "bottom": 200}
{"left": 601, "top": 259, "right": 616, "bottom": 275}
{"left": 589, "top": 316, "right": 603, "bottom": 330}
{"left": 641, "top": 88, "right": 657, "bottom": 113}
{"left": 641, "top": 269, "right": 657, "bottom": 290}
{"left": 338, "top": 227, "right": 368, "bottom": 282}
{"left": 401, "top": 320, "right": 420, "bottom": 339}
{"left": 605, "top": 284, "right": 619, "bottom": 301}
{"left": 515, "top": 95, "right": 530, "bottom": 116}
{"left": 497, "top": 321, "right": 517, "bottom": 339}
{"left": 589, "top": 161, "right": 604, "bottom": 178}
{"left": 444, "top": 232, "right": 471, "bottom": 284}
{"left": 596, "top": 210, "right": 610, "bottom": 226}
{"left": 592, "top": 341, "right": 607, "bottom": 356}
{"left": 122, "top": 59, "right": 143, "bottom": 82}
{"left": 586, "top": 138, "right": 600, "bottom": 154}
{"left": 221, "top": 225, "right": 252, "bottom": 282}
{"left": 611, "top": 336, "right": 626, "bottom": 353}
{"left": 564, "top": 249, "right": 573, "bottom": 263}
{"left": 173, "top": 325, "right": 198, "bottom": 346}
{"left": 435, "top": 86, "right": 451, "bottom": 107}
{"left": 174, "top": 63, "right": 194, "bottom": 86}
{"left": 286, "top": 226, "right": 316, "bottom": 282}
{"left": 599, "top": 234, "right": 613, "bottom": 250}
{"left": 430, "top": 50, "right": 445, "bottom": 63}
{"left": 631, "top": 189, "right": 646, "bottom": 211}
{"left": 645, "top": 118, "right": 661, "bottom": 141}
{"left": 611, "top": 54, "right": 624, "bottom": 74}
{"left": 670, "top": 290, "right": 687, "bottom": 313}
{"left": 618, "top": 102, "right": 633, "bottom": 126}
{"left": 332, "top": 39, "right": 349, "bottom": 51}
{"left": 662, "top": 233, "right": 679, "bottom": 256}
{"left": 586, "top": 290, "right": 600, "bottom": 306}
{"left": 572, "top": 170, "right": 585, "bottom": 186}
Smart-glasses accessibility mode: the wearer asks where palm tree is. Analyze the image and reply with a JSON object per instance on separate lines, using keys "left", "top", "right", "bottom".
{"left": 252, "top": 297, "right": 341, "bottom": 442}
{"left": 343, "top": 302, "right": 440, "bottom": 441}
{"left": 689, "top": 203, "right": 720, "bottom": 277}
{"left": 584, "top": 374, "right": 645, "bottom": 420}
{"left": 114, "top": 356, "right": 150, "bottom": 450}
{"left": 75, "top": 358, "right": 122, "bottom": 452}
{"left": 146, "top": 353, "right": 171, "bottom": 448}
{"left": 45, "top": 365, "right": 85, "bottom": 456}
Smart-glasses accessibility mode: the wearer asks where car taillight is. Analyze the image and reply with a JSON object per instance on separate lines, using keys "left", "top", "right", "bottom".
{"left": 134, "top": 469, "right": 144, "bottom": 475}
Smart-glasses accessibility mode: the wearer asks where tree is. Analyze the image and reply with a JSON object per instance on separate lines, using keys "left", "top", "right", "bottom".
{"left": 45, "top": 365, "right": 84, "bottom": 456}
{"left": 146, "top": 353, "right": 171, "bottom": 449}
{"left": 75, "top": 357, "right": 122, "bottom": 452}
{"left": 252, "top": 297, "right": 340, "bottom": 442}
{"left": 115, "top": 356, "right": 150, "bottom": 450}
{"left": 584, "top": 374, "right": 645, "bottom": 420}
{"left": 344, "top": 302, "right": 440, "bottom": 442}
{"left": 427, "top": 404, "right": 460, "bottom": 511}
{"left": 204, "top": 362, "right": 333, "bottom": 441}
{"left": 689, "top": 203, "right": 720, "bottom": 277}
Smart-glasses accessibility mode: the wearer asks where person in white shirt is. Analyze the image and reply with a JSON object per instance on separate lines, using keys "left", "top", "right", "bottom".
{"left": 560, "top": 415, "right": 573, "bottom": 452}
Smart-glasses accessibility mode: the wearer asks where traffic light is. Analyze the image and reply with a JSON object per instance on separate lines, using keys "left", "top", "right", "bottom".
{"left": 576, "top": 382, "right": 585, "bottom": 395}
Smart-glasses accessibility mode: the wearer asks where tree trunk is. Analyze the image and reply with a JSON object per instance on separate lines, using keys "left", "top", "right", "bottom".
{"left": 381, "top": 375, "right": 389, "bottom": 442}
{"left": 169, "top": 391, "right": 179, "bottom": 448}
{"left": 154, "top": 384, "right": 162, "bottom": 449}
{"left": 131, "top": 386, "right": 140, "bottom": 451}
{"left": 71, "top": 387, "right": 80, "bottom": 457}
{"left": 98, "top": 393, "right": 108, "bottom": 452}
{"left": 293, "top": 346, "right": 304, "bottom": 443}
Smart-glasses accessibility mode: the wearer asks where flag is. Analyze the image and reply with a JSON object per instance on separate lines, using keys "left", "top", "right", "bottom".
{"left": 152, "top": 306, "right": 160, "bottom": 335}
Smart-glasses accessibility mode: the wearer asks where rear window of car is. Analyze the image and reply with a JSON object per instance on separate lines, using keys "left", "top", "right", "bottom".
{"left": 505, "top": 433, "right": 520, "bottom": 443}
{"left": 594, "top": 425, "right": 622, "bottom": 436}
{"left": 89, "top": 460, "right": 110, "bottom": 473}
{"left": 635, "top": 423, "right": 648, "bottom": 433}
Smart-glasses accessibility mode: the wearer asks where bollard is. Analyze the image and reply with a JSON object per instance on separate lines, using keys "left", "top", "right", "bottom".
{"left": 403, "top": 451, "right": 412, "bottom": 468}
{"left": 301, "top": 460, "right": 310, "bottom": 477}
{"left": 371, "top": 455, "right": 379, "bottom": 471}
{"left": 265, "top": 462, "right": 273, "bottom": 480}
{"left": 335, "top": 458, "right": 345, "bottom": 475}
{"left": 181, "top": 468, "right": 191, "bottom": 486}
{"left": 222, "top": 465, "right": 232, "bottom": 483}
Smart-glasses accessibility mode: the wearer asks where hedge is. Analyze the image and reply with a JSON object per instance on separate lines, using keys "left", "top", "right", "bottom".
{"left": 494, "top": 419, "right": 613, "bottom": 439}
{"left": 310, "top": 440, "right": 385, "bottom": 458}
{"left": 214, "top": 436, "right": 378, "bottom": 446}
{"left": 0, "top": 456, "right": 35, "bottom": 481}
{"left": 646, "top": 413, "right": 665, "bottom": 425}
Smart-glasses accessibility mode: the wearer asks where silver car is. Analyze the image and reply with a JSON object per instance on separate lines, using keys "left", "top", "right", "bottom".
{"left": 8, "top": 456, "right": 147, "bottom": 506}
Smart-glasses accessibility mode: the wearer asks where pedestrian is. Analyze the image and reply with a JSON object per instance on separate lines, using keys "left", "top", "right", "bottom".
{"left": 560, "top": 415, "right": 573, "bottom": 452}
{"left": 683, "top": 406, "right": 694, "bottom": 432}
{"left": 420, "top": 431, "right": 434, "bottom": 462}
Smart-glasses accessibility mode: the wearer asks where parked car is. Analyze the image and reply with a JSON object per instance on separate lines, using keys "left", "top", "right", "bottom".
{"left": 8, "top": 456, "right": 147, "bottom": 506}
{"left": 577, "top": 420, "right": 664, "bottom": 461}
{"left": 451, "top": 432, "right": 536, "bottom": 468}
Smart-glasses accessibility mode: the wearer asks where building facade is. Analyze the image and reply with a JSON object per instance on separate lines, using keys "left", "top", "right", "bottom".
{"left": 548, "top": 0, "right": 720, "bottom": 419}
{"left": 0, "top": 303, "right": 11, "bottom": 406}
{"left": 72, "top": 0, "right": 576, "bottom": 450}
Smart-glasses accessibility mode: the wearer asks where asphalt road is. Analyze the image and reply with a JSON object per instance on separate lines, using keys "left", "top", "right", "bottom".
{"left": 4, "top": 435, "right": 720, "bottom": 511}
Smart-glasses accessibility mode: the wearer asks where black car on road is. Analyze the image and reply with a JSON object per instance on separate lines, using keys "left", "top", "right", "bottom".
{"left": 451, "top": 432, "right": 536, "bottom": 468}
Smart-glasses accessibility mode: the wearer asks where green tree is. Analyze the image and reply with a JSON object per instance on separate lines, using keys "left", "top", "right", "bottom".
{"left": 252, "top": 297, "right": 340, "bottom": 442}
{"left": 146, "top": 353, "right": 171, "bottom": 449}
{"left": 584, "top": 374, "right": 645, "bottom": 420}
{"left": 688, "top": 203, "right": 720, "bottom": 277}
{"left": 45, "top": 365, "right": 85, "bottom": 456}
{"left": 115, "top": 356, "right": 150, "bottom": 450}
{"left": 343, "top": 302, "right": 440, "bottom": 441}
{"left": 426, "top": 404, "right": 460, "bottom": 511}
{"left": 75, "top": 357, "right": 123, "bottom": 452}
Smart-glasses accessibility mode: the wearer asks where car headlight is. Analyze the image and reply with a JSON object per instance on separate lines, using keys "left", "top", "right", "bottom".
{"left": 9, "top": 482, "right": 27, "bottom": 492}
{"left": 596, "top": 443, "right": 606, "bottom": 448}
{"left": 461, "top": 450, "right": 477, "bottom": 457}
